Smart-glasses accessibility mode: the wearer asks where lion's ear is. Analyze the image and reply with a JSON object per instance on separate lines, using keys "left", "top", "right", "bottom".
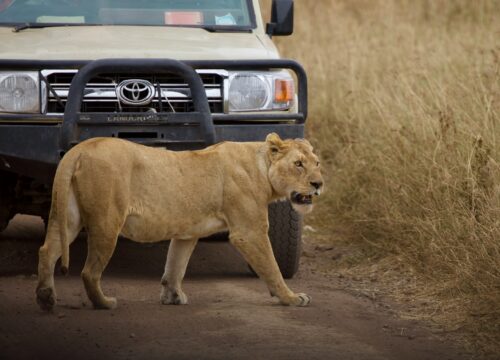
{"left": 295, "top": 138, "right": 313, "bottom": 150}
{"left": 266, "top": 133, "right": 284, "bottom": 154}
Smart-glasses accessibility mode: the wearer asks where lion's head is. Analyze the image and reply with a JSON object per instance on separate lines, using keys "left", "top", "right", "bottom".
{"left": 266, "top": 133, "right": 324, "bottom": 214}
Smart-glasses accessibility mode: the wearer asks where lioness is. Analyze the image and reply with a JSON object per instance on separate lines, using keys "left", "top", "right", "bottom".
{"left": 36, "top": 133, "right": 323, "bottom": 311}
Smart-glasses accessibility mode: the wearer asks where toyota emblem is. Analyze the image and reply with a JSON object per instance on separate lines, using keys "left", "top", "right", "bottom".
{"left": 116, "top": 79, "right": 155, "bottom": 106}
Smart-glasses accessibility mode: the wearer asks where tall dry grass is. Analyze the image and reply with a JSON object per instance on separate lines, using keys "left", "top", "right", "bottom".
{"left": 261, "top": 0, "right": 500, "bottom": 354}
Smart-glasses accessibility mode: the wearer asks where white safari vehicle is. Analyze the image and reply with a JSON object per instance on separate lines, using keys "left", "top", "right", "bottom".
{"left": 0, "top": 0, "right": 308, "bottom": 278}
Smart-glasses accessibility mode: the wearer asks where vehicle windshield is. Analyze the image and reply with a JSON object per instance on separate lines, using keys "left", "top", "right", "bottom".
{"left": 0, "top": 0, "right": 255, "bottom": 29}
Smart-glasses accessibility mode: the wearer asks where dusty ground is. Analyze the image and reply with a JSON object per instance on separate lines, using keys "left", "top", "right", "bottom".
{"left": 0, "top": 215, "right": 468, "bottom": 360}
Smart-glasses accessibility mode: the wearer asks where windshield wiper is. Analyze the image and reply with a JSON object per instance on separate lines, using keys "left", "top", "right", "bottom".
{"left": 9, "top": 22, "right": 252, "bottom": 33}
{"left": 12, "top": 23, "right": 94, "bottom": 32}
{"left": 200, "top": 25, "right": 252, "bottom": 33}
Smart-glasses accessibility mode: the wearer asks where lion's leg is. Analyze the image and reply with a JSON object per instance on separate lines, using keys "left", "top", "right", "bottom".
{"left": 81, "top": 232, "right": 118, "bottom": 310}
{"left": 224, "top": 199, "right": 310, "bottom": 307}
{"left": 160, "top": 238, "right": 198, "bottom": 305}
{"left": 229, "top": 229, "right": 310, "bottom": 307}
{"left": 37, "top": 192, "right": 82, "bottom": 311}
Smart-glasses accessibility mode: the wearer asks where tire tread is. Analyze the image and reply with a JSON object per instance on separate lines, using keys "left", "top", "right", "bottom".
{"left": 268, "top": 201, "right": 302, "bottom": 279}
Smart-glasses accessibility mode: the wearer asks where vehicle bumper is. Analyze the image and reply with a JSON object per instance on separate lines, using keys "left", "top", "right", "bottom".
{"left": 0, "top": 58, "right": 307, "bottom": 184}
{"left": 0, "top": 122, "right": 305, "bottom": 183}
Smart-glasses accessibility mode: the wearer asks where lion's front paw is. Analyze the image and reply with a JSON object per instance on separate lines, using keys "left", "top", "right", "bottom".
{"left": 161, "top": 288, "right": 188, "bottom": 305}
{"left": 283, "top": 293, "right": 311, "bottom": 307}
{"left": 92, "top": 296, "right": 118, "bottom": 310}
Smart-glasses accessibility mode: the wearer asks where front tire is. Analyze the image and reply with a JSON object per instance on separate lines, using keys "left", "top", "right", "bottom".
{"left": 268, "top": 201, "right": 303, "bottom": 279}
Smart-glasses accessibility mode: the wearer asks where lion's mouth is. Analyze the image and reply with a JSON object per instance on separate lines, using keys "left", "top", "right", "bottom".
{"left": 291, "top": 191, "right": 313, "bottom": 205}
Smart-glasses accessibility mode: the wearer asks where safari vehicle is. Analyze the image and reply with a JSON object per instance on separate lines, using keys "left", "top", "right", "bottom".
{"left": 0, "top": 0, "right": 308, "bottom": 278}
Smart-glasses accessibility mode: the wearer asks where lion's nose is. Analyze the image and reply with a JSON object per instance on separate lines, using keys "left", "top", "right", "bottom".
{"left": 310, "top": 181, "right": 323, "bottom": 190}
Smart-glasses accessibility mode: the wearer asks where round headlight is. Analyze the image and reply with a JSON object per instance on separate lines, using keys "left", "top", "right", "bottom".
{"left": 0, "top": 73, "right": 39, "bottom": 113}
{"left": 229, "top": 74, "right": 270, "bottom": 111}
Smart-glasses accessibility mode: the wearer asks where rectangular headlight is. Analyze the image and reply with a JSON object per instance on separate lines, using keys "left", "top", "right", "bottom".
{"left": 228, "top": 70, "right": 295, "bottom": 112}
{"left": 0, "top": 72, "right": 40, "bottom": 114}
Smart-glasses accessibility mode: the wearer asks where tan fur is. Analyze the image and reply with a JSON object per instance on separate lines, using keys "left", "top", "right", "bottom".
{"left": 36, "top": 133, "right": 323, "bottom": 310}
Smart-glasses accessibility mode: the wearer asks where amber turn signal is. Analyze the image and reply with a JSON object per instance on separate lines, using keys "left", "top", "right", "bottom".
{"left": 274, "top": 79, "right": 294, "bottom": 103}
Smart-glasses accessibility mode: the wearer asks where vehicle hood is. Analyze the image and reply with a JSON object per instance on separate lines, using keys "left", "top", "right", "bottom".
{"left": 0, "top": 26, "right": 279, "bottom": 60}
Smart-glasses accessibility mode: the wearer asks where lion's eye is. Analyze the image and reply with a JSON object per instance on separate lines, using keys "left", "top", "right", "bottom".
{"left": 295, "top": 160, "right": 303, "bottom": 167}
{"left": 316, "top": 161, "right": 320, "bottom": 167}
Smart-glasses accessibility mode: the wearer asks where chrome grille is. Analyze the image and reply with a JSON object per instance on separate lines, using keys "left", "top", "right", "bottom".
{"left": 41, "top": 69, "right": 226, "bottom": 114}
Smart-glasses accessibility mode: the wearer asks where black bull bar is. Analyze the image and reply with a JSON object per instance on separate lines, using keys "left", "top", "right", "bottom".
{"left": 0, "top": 58, "right": 307, "bottom": 183}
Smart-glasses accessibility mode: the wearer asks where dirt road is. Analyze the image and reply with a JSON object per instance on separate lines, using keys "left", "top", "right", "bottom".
{"left": 0, "top": 215, "right": 466, "bottom": 360}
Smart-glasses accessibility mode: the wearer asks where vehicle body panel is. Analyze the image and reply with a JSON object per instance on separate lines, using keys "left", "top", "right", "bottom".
{"left": 0, "top": 26, "right": 280, "bottom": 61}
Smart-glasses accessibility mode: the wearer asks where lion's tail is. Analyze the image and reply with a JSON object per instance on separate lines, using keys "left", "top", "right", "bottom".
{"left": 53, "top": 150, "right": 81, "bottom": 275}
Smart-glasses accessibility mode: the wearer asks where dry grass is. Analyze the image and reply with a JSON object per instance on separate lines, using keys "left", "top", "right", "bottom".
{"left": 261, "top": 0, "right": 500, "bottom": 355}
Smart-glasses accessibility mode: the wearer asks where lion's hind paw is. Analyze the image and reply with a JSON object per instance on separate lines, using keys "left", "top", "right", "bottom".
{"left": 36, "top": 287, "right": 56, "bottom": 312}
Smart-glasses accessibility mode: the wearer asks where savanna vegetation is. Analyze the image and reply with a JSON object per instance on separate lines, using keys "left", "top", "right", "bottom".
{"left": 261, "top": 0, "right": 500, "bottom": 355}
